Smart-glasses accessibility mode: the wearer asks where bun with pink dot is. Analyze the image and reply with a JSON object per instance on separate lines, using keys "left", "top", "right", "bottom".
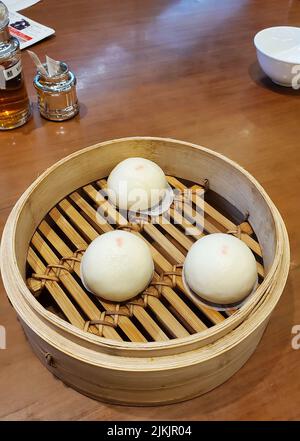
{"left": 183, "top": 233, "right": 258, "bottom": 306}
{"left": 107, "top": 157, "right": 172, "bottom": 213}
{"left": 80, "top": 230, "right": 154, "bottom": 302}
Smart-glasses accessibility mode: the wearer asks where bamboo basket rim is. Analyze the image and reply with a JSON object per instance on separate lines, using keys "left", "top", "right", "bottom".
{"left": 0, "top": 137, "right": 290, "bottom": 355}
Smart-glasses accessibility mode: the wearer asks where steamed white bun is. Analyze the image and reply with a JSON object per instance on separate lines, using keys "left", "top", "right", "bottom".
{"left": 107, "top": 157, "right": 168, "bottom": 211}
{"left": 81, "top": 230, "right": 154, "bottom": 302}
{"left": 183, "top": 233, "right": 257, "bottom": 305}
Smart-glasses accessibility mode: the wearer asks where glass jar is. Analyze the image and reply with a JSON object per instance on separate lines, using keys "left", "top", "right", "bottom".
{"left": 34, "top": 62, "right": 79, "bottom": 121}
{"left": 0, "top": 1, "right": 31, "bottom": 130}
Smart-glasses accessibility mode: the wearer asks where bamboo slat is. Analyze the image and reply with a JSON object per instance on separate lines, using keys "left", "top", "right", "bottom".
{"left": 96, "top": 180, "right": 227, "bottom": 326}
{"left": 38, "top": 221, "right": 148, "bottom": 342}
{"left": 66, "top": 192, "right": 202, "bottom": 336}
{"left": 49, "top": 207, "right": 169, "bottom": 342}
{"left": 31, "top": 231, "right": 122, "bottom": 341}
{"left": 25, "top": 173, "right": 266, "bottom": 342}
{"left": 87, "top": 182, "right": 211, "bottom": 330}
{"left": 168, "top": 177, "right": 262, "bottom": 256}
{"left": 27, "top": 248, "right": 85, "bottom": 329}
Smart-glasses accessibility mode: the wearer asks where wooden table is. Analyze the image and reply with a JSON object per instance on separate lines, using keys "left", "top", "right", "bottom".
{"left": 0, "top": 0, "right": 299, "bottom": 421}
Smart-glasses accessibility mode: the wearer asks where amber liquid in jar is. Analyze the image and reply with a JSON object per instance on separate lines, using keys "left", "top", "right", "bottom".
{"left": 0, "top": 0, "right": 31, "bottom": 130}
{"left": 0, "top": 59, "right": 30, "bottom": 130}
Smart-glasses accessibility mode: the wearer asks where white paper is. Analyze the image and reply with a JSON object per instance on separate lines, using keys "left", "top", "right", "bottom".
{"left": 46, "top": 55, "right": 60, "bottom": 76}
{"left": 4, "top": 0, "right": 40, "bottom": 12}
{"left": 27, "top": 50, "right": 48, "bottom": 75}
{"left": 8, "top": 10, "right": 55, "bottom": 49}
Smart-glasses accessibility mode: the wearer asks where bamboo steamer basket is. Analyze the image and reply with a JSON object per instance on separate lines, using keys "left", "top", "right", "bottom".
{"left": 0, "top": 137, "right": 290, "bottom": 405}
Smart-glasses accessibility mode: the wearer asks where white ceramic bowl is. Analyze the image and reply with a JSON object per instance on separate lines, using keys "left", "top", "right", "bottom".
{"left": 254, "top": 26, "right": 300, "bottom": 87}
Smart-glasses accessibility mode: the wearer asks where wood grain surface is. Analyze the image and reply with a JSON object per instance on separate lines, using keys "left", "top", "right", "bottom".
{"left": 0, "top": 0, "right": 299, "bottom": 420}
